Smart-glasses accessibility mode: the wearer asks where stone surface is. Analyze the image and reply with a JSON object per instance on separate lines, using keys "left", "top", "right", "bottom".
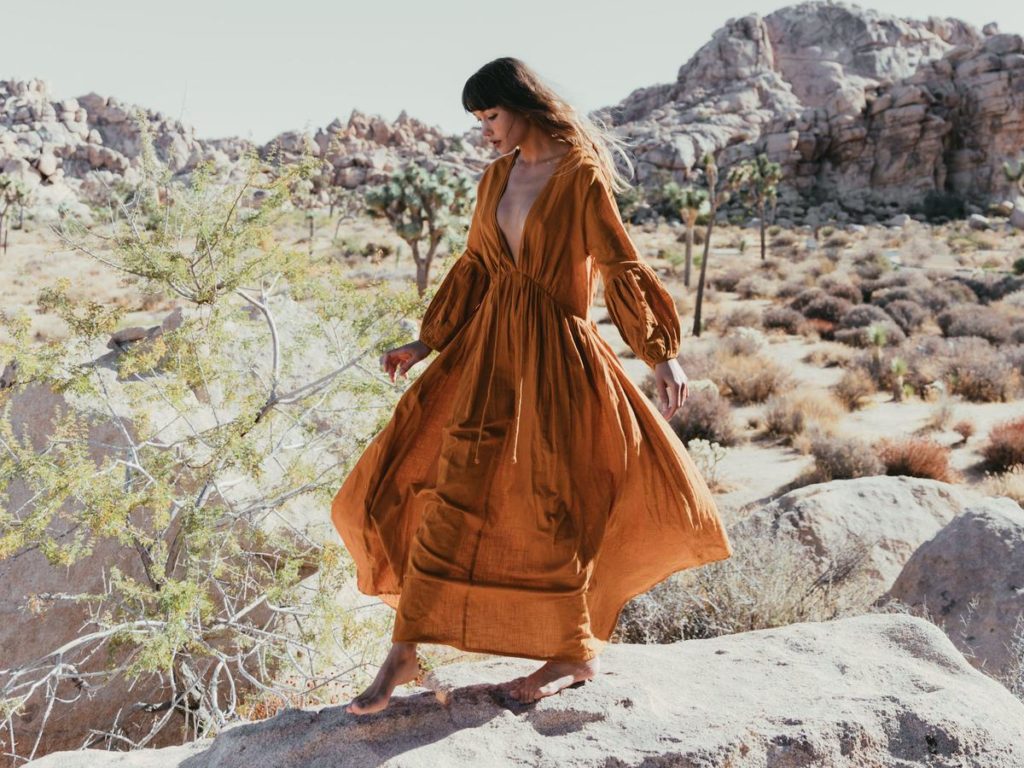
{"left": 882, "top": 498, "right": 1024, "bottom": 678}
{"left": 597, "top": 2, "right": 1023, "bottom": 222}
{"left": 732, "top": 475, "right": 992, "bottom": 595}
{"left": 28, "top": 614, "right": 1024, "bottom": 767}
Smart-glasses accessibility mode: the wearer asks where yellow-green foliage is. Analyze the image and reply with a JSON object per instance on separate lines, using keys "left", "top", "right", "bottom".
{"left": 0, "top": 111, "right": 416, "bottom": 756}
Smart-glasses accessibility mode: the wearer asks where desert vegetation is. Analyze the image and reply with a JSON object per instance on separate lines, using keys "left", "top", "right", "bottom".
{"left": 3, "top": 113, "right": 1024, "bottom": 763}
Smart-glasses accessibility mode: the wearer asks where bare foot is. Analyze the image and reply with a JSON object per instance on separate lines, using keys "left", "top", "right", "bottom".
{"left": 345, "top": 642, "right": 421, "bottom": 715}
{"left": 500, "top": 656, "right": 600, "bottom": 704}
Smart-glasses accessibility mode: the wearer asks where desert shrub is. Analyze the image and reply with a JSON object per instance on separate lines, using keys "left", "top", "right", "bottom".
{"left": 720, "top": 305, "right": 762, "bottom": 330}
{"left": 982, "top": 464, "right": 1024, "bottom": 507}
{"left": 0, "top": 128, "right": 374, "bottom": 758}
{"left": 833, "top": 368, "right": 876, "bottom": 410}
{"left": 944, "top": 343, "right": 1021, "bottom": 402}
{"left": 710, "top": 268, "right": 746, "bottom": 292}
{"left": 834, "top": 321, "right": 906, "bottom": 348}
{"left": 735, "top": 275, "right": 776, "bottom": 299}
{"left": 763, "top": 390, "right": 843, "bottom": 443}
{"left": 1014, "top": 257, "right": 1024, "bottom": 276}
{"left": 852, "top": 250, "right": 891, "bottom": 280}
{"left": 722, "top": 327, "right": 767, "bottom": 356}
{"left": 775, "top": 280, "right": 810, "bottom": 300}
{"left": 801, "top": 294, "right": 854, "bottom": 324}
{"left": 716, "top": 352, "right": 792, "bottom": 404}
{"left": 953, "top": 274, "right": 1024, "bottom": 304}
{"left": 823, "top": 231, "right": 853, "bottom": 249}
{"left": 821, "top": 279, "right": 861, "bottom": 304}
{"left": 614, "top": 530, "right": 876, "bottom": 643}
{"left": 883, "top": 299, "right": 929, "bottom": 334}
{"left": 936, "top": 305, "right": 1013, "bottom": 345}
{"left": 677, "top": 348, "right": 718, "bottom": 381}
{"left": 762, "top": 306, "right": 804, "bottom": 334}
{"left": 981, "top": 416, "right": 1024, "bottom": 473}
{"left": 922, "top": 190, "right": 966, "bottom": 221}
{"left": 770, "top": 231, "right": 799, "bottom": 248}
{"left": 1005, "top": 344, "right": 1024, "bottom": 377}
{"left": 953, "top": 419, "right": 976, "bottom": 442}
{"left": 870, "top": 286, "right": 924, "bottom": 307}
{"left": 788, "top": 288, "right": 826, "bottom": 313}
{"left": 933, "top": 278, "right": 979, "bottom": 307}
{"left": 668, "top": 386, "right": 740, "bottom": 448}
{"left": 839, "top": 304, "right": 890, "bottom": 329}
{"left": 809, "top": 431, "right": 885, "bottom": 481}
{"left": 874, "top": 437, "right": 957, "bottom": 483}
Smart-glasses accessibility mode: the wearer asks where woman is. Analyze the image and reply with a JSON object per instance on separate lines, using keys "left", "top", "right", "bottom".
{"left": 332, "top": 57, "right": 733, "bottom": 714}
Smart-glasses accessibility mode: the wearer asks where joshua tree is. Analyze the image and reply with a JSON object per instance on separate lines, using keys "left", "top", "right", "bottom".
{"left": 692, "top": 153, "right": 743, "bottom": 338}
{"left": 0, "top": 174, "right": 31, "bottom": 255}
{"left": 731, "top": 153, "right": 782, "bottom": 261}
{"left": 663, "top": 182, "right": 709, "bottom": 288}
{"left": 890, "top": 356, "right": 908, "bottom": 402}
{"left": 364, "top": 162, "right": 475, "bottom": 296}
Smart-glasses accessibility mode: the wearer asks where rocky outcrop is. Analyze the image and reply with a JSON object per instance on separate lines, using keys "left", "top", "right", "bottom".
{"left": 5, "top": 3, "right": 1024, "bottom": 226}
{"left": 881, "top": 498, "right": 1024, "bottom": 679}
{"left": 732, "top": 475, "right": 992, "bottom": 595}
{"left": 27, "top": 613, "right": 1024, "bottom": 767}
{"left": 266, "top": 108, "right": 482, "bottom": 190}
{"left": 0, "top": 78, "right": 238, "bottom": 221}
{"left": 600, "top": 1, "right": 1024, "bottom": 224}
{"left": 0, "top": 79, "right": 484, "bottom": 225}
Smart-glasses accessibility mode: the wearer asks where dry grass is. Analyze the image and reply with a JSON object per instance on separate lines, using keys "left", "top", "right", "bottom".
{"left": 714, "top": 351, "right": 793, "bottom": 405}
{"left": 805, "top": 430, "right": 885, "bottom": 482}
{"left": 655, "top": 382, "right": 740, "bottom": 448}
{"left": 981, "top": 464, "right": 1024, "bottom": 507}
{"left": 615, "top": 528, "right": 878, "bottom": 643}
{"left": 874, "top": 436, "right": 959, "bottom": 483}
{"left": 982, "top": 416, "right": 1024, "bottom": 473}
{"left": 832, "top": 368, "right": 877, "bottom": 411}
{"left": 762, "top": 389, "right": 844, "bottom": 444}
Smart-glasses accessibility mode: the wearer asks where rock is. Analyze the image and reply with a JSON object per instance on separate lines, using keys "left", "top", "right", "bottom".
{"left": 1010, "top": 197, "right": 1024, "bottom": 230}
{"left": 988, "top": 200, "right": 1015, "bottom": 217}
{"left": 968, "top": 213, "right": 991, "bottom": 230}
{"left": 29, "top": 614, "right": 1024, "bottom": 767}
{"left": 885, "top": 213, "right": 911, "bottom": 227}
{"left": 881, "top": 498, "right": 1024, "bottom": 678}
{"left": 733, "top": 476, "right": 991, "bottom": 596}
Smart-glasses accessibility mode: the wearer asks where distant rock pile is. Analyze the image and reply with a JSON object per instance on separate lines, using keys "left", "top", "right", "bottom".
{"left": 0, "top": 79, "right": 479, "bottom": 225}
{"left": 601, "top": 1, "right": 1024, "bottom": 225}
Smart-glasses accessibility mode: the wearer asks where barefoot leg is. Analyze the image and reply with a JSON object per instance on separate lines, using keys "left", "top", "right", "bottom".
{"left": 503, "top": 657, "right": 600, "bottom": 704}
{"left": 345, "top": 642, "right": 421, "bottom": 715}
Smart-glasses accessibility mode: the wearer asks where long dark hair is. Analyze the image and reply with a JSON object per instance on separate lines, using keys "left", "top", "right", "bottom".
{"left": 462, "top": 57, "right": 635, "bottom": 193}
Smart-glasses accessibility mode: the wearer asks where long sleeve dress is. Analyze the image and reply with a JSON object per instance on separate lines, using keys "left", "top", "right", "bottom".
{"left": 331, "top": 145, "right": 733, "bottom": 663}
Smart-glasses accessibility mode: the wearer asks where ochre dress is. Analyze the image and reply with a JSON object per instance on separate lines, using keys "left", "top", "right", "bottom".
{"left": 331, "top": 145, "right": 733, "bottom": 663}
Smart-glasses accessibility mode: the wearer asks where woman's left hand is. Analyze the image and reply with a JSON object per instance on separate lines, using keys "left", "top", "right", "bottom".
{"left": 653, "top": 358, "right": 689, "bottom": 420}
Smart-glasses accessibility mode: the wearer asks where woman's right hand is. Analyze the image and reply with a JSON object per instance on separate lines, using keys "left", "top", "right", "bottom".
{"left": 380, "top": 340, "right": 432, "bottom": 383}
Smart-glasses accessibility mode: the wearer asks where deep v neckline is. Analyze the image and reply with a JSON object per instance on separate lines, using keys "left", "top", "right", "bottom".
{"left": 494, "top": 145, "right": 573, "bottom": 269}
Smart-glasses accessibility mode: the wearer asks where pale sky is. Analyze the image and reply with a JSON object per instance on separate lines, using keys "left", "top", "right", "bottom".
{"left": 4, "top": 1, "right": 1022, "bottom": 144}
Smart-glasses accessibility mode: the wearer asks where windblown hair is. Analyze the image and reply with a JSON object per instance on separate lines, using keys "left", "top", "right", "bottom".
{"left": 462, "top": 57, "right": 636, "bottom": 194}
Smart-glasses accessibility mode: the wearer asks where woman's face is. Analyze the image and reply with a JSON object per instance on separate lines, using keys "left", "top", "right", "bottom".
{"left": 472, "top": 106, "right": 522, "bottom": 153}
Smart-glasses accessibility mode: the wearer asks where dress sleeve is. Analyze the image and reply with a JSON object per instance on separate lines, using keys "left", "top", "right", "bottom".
{"left": 418, "top": 174, "right": 492, "bottom": 353}
{"left": 582, "top": 166, "right": 682, "bottom": 369}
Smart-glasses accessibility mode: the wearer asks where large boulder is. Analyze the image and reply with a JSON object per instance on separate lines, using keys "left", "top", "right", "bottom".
{"left": 881, "top": 498, "right": 1024, "bottom": 679}
{"left": 733, "top": 475, "right": 991, "bottom": 596}
{"left": 29, "top": 613, "right": 1024, "bottom": 767}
